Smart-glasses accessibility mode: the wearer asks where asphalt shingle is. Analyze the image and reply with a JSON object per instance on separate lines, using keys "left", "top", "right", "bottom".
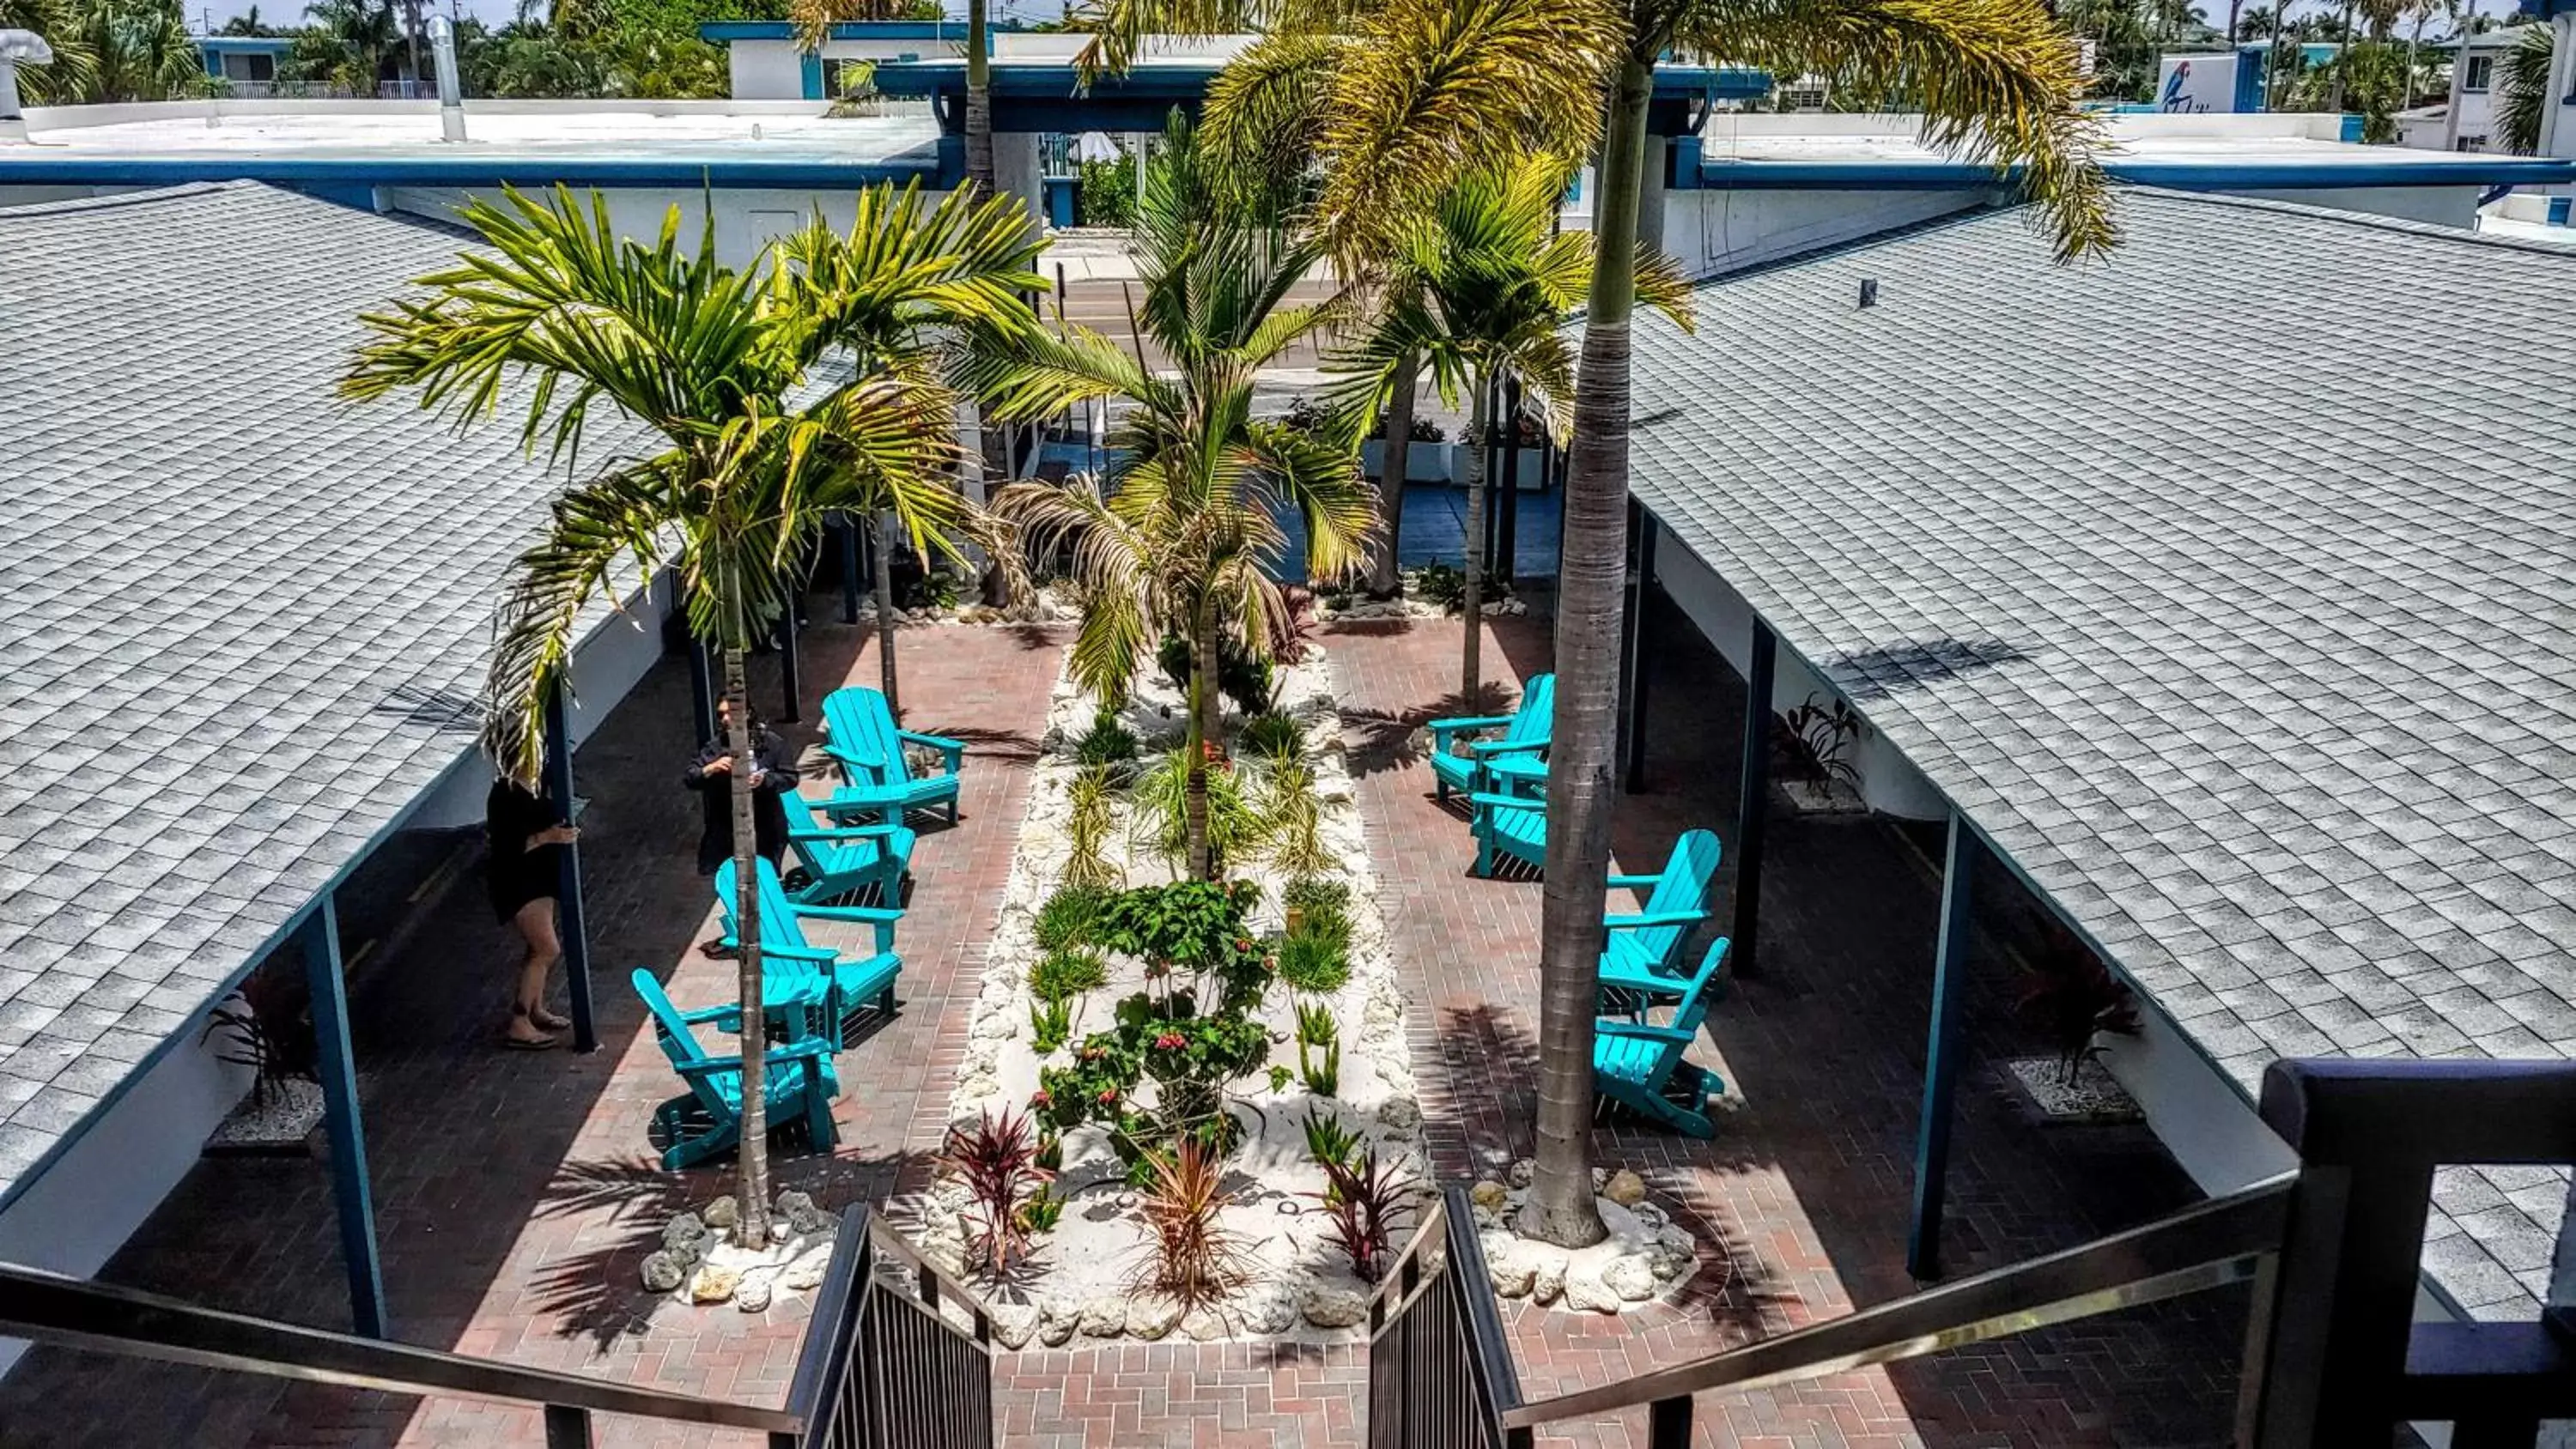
{"left": 0, "top": 182, "right": 629, "bottom": 1206}
{"left": 1614, "top": 188, "right": 2576, "bottom": 1319}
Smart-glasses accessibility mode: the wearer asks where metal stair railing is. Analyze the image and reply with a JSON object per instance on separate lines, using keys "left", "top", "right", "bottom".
{"left": 0, "top": 1203, "right": 995, "bottom": 1449}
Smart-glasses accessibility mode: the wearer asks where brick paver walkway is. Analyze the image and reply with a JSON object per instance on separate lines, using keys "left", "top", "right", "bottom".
{"left": 0, "top": 611, "right": 1066, "bottom": 1449}
{"left": 1326, "top": 602, "right": 2244, "bottom": 1449}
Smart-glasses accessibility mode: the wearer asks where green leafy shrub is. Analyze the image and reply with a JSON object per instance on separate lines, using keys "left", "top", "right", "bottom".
{"left": 1156, "top": 634, "right": 1277, "bottom": 717}
{"left": 1032, "top": 946, "right": 1109, "bottom": 1003}
{"left": 1035, "top": 883, "right": 1113, "bottom": 953}
{"left": 1076, "top": 155, "right": 1137, "bottom": 227}
{"left": 1018, "top": 1181, "right": 1066, "bottom": 1234}
{"left": 1257, "top": 755, "right": 1334, "bottom": 878}
{"left": 1301, "top": 1105, "right": 1361, "bottom": 1175}
{"left": 1237, "top": 712, "right": 1304, "bottom": 761}
{"left": 1295, "top": 1001, "right": 1341, "bottom": 1096}
{"left": 1277, "top": 931, "right": 1351, "bottom": 997}
{"left": 1413, "top": 561, "right": 1467, "bottom": 614}
{"left": 1073, "top": 709, "right": 1139, "bottom": 768}
{"left": 1029, "top": 882, "right": 1275, "bottom": 1176}
{"left": 1030, "top": 997, "right": 1074, "bottom": 1054}
{"left": 1283, "top": 876, "right": 1352, "bottom": 948}
{"left": 1267, "top": 1064, "right": 1294, "bottom": 1094}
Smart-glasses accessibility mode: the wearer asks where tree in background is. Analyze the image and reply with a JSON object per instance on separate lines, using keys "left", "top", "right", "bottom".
{"left": 67, "top": 0, "right": 212, "bottom": 100}
{"left": 2061, "top": 0, "right": 2161, "bottom": 101}
{"left": 0, "top": 0, "right": 97, "bottom": 100}
{"left": 795, "top": 0, "right": 997, "bottom": 194}
{"left": 2500, "top": 21, "right": 2552, "bottom": 153}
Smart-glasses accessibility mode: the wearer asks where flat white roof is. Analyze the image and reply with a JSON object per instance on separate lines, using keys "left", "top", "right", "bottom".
{"left": 18, "top": 100, "right": 940, "bottom": 167}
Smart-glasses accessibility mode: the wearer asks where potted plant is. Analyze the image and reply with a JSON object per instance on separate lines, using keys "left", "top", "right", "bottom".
{"left": 1773, "top": 694, "right": 1868, "bottom": 813}
{"left": 201, "top": 961, "right": 324, "bottom": 1155}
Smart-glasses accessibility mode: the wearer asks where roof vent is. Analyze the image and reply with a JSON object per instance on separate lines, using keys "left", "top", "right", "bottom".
{"left": 1858, "top": 278, "right": 1879, "bottom": 309}
{"left": 0, "top": 29, "right": 53, "bottom": 142}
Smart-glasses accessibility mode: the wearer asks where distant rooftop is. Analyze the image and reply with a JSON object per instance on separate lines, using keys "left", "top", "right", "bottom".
{"left": 1686, "top": 112, "right": 2576, "bottom": 190}
{"left": 4, "top": 100, "right": 944, "bottom": 188}
{"left": 1609, "top": 188, "right": 2576, "bottom": 1321}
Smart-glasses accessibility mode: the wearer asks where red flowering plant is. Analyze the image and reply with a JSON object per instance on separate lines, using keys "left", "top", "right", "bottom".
{"left": 1030, "top": 880, "right": 1275, "bottom": 1184}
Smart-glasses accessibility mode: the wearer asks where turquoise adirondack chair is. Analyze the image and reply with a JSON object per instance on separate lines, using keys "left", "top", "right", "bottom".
{"left": 1426, "top": 673, "right": 1555, "bottom": 803}
{"left": 714, "top": 858, "right": 903, "bottom": 1046}
{"left": 1597, "top": 830, "right": 1723, "bottom": 1006}
{"left": 784, "top": 782, "right": 914, "bottom": 907}
{"left": 1467, "top": 772, "right": 1549, "bottom": 878}
{"left": 1593, "top": 939, "right": 1729, "bottom": 1138}
{"left": 633, "top": 968, "right": 841, "bottom": 1170}
{"left": 818, "top": 686, "right": 964, "bottom": 827}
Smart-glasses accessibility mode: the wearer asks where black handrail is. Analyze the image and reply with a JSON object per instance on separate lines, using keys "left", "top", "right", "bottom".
{"left": 0, "top": 1261, "right": 799, "bottom": 1435}
{"left": 1365, "top": 1187, "right": 1524, "bottom": 1449}
{"left": 1497, "top": 1174, "right": 2293, "bottom": 1431}
{"left": 781, "top": 1204, "right": 997, "bottom": 1449}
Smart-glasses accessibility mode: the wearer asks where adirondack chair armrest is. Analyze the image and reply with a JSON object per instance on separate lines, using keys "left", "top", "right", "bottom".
{"left": 794, "top": 903, "right": 903, "bottom": 925}
{"left": 1595, "top": 1021, "right": 1697, "bottom": 1044}
{"left": 1607, "top": 873, "right": 1662, "bottom": 888}
{"left": 788, "top": 823, "right": 908, "bottom": 842}
{"left": 758, "top": 942, "right": 841, "bottom": 963}
{"left": 1470, "top": 737, "right": 1548, "bottom": 756}
{"left": 671, "top": 1003, "right": 743, "bottom": 1026}
{"left": 1604, "top": 909, "right": 1712, "bottom": 931}
{"left": 1467, "top": 791, "right": 1548, "bottom": 813}
{"left": 763, "top": 1037, "right": 839, "bottom": 1065}
{"left": 895, "top": 728, "right": 966, "bottom": 762}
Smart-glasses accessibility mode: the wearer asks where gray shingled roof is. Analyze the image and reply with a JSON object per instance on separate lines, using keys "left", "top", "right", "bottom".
{"left": 1616, "top": 189, "right": 2576, "bottom": 1319}
{"left": 0, "top": 182, "right": 622, "bottom": 1203}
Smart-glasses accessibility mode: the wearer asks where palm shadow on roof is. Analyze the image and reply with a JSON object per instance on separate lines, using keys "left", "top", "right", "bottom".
{"left": 1819, "top": 637, "right": 2032, "bottom": 702}
{"left": 373, "top": 682, "right": 485, "bottom": 735}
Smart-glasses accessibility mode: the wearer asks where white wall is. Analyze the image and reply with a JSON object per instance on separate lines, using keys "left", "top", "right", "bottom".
{"left": 376, "top": 184, "right": 927, "bottom": 269}
{"left": 0, "top": 1031, "right": 252, "bottom": 1378}
{"left": 727, "top": 38, "right": 807, "bottom": 100}
{"left": 1662, "top": 186, "right": 1994, "bottom": 279}
{"left": 1649, "top": 523, "right": 1950, "bottom": 820}
{"left": 2092, "top": 1011, "right": 2294, "bottom": 1197}
{"left": 2226, "top": 184, "right": 2481, "bottom": 228}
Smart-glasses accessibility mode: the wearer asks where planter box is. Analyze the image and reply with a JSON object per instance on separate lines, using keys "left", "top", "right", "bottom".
{"left": 2003, "top": 1055, "right": 2142, "bottom": 1125}
{"left": 204, "top": 1077, "right": 324, "bottom": 1157}
{"left": 1360, "top": 439, "right": 1453, "bottom": 485}
{"left": 1776, "top": 778, "right": 1868, "bottom": 816}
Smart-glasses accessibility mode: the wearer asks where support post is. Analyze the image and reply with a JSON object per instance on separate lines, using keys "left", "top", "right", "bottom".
{"left": 1908, "top": 813, "right": 1977, "bottom": 1281}
{"left": 1498, "top": 378, "right": 1522, "bottom": 585}
{"left": 839, "top": 518, "right": 862, "bottom": 625}
{"left": 1647, "top": 1396, "right": 1692, "bottom": 1449}
{"left": 686, "top": 634, "right": 716, "bottom": 747}
{"left": 776, "top": 589, "right": 802, "bottom": 725}
{"left": 1732, "top": 621, "right": 1776, "bottom": 978}
{"left": 543, "top": 685, "right": 598, "bottom": 1053}
{"left": 1621, "top": 507, "right": 1657, "bottom": 794}
{"left": 301, "top": 896, "right": 387, "bottom": 1339}
{"left": 543, "top": 1406, "right": 594, "bottom": 1449}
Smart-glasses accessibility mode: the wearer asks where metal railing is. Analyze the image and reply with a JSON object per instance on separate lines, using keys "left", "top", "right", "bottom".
{"left": 1367, "top": 1186, "right": 1521, "bottom": 1449}
{"left": 0, "top": 1204, "right": 993, "bottom": 1449}
{"left": 784, "top": 1205, "right": 995, "bottom": 1449}
{"left": 1371, "top": 1058, "right": 2576, "bottom": 1449}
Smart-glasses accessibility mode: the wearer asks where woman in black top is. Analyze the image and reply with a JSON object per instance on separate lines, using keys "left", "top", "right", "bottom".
{"left": 683, "top": 696, "right": 800, "bottom": 876}
{"left": 486, "top": 777, "right": 579, "bottom": 1050}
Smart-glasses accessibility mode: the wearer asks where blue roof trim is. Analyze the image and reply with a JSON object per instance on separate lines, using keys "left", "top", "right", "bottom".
{"left": 698, "top": 20, "right": 1005, "bottom": 41}
{"left": 196, "top": 35, "right": 297, "bottom": 52}
{"left": 0, "top": 154, "right": 944, "bottom": 190}
{"left": 1692, "top": 156, "right": 2576, "bottom": 190}
{"left": 872, "top": 56, "right": 1764, "bottom": 101}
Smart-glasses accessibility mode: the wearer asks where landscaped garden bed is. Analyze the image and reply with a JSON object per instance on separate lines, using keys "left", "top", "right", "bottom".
{"left": 911, "top": 649, "right": 1431, "bottom": 1345}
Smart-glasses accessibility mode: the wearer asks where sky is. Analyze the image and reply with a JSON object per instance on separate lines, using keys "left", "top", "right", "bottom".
{"left": 186, "top": 0, "right": 1068, "bottom": 29}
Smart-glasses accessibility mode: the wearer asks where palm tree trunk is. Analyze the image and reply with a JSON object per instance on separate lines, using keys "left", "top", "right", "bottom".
{"left": 964, "top": 0, "right": 994, "bottom": 196}
{"left": 873, "top": 511, "right": 901, "bottom": 717}
{"left": 1184, "top": 598, "right": 1216, "bottom": 879}
{"left": 724, "top": 646, "right": 774, "bottom": 1244}
{"left": 2330, "top": 0, "right": 2356, "bottom": 110}
{"left": 1523, "top": 54, "right": 1661, "bottom": 1252}
{"left": 1458, "top": 374, "right": 1491, "bottom": 706}
{"left": 1367, "top": 351, "right": 1421, "bottom": 598}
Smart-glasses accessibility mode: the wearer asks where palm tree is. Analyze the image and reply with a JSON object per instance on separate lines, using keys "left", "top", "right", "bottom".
{"left": 1179, "top": 0, "right": 2117, "bottom": 1247}
{"left": 981, "top": 122, "right": 1378, "bottom": 879}
{"left": 344, "top": 183, "right": 1041, "bottom": 1240}
{"left": 0, "top": 0, "right": 98, "bottom": 101}
{"left": 2500, "top": 22, "right": 2553, "bottom": 154}
{"left": 1332, "top": 154, "right": 1691, "bottom": 703}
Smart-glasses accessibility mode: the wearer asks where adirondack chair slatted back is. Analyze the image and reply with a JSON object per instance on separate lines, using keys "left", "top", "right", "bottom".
{"left": 712, "top": 859, "right": 822, "bottom": 955}
{"left": 1511, "top": 673, "right": 1557, "bottom": 748}
{"left": 1634, "top": 829, "right": 1722, "bottom": 966}
{"left": 1645, "top": 939, "right": 1731, "bottom": 1076}
{"left": 823, "top": 689, "right": 893, "bottom": 783}
{"left": 631, "top": 969, "right": 737, "bottom": 1124}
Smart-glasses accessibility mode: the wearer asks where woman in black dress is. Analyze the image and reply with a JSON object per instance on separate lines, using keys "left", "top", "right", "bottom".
{"left": 486, "top": 777, "right": 580, "bottom": 1049}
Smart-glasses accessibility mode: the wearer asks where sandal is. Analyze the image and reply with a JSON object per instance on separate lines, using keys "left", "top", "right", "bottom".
{"left": 503, "top": 1003, "right": 560, "bottom": 1051}
{"left": 529, "top": 1004, "right": 574, "bottom": 1032}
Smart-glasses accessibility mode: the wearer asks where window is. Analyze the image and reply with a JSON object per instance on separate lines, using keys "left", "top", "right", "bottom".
{"left": 2464, "top": 54, "right": 2494, "bottom": 94}
{"left": 823, "top": 57, "right": 875, "bottom": 100}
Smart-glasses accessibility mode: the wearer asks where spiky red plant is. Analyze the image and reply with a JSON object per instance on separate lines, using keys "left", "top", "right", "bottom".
{"left": 938, "top": 1106, "right": 1054, "bottom": 1281}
